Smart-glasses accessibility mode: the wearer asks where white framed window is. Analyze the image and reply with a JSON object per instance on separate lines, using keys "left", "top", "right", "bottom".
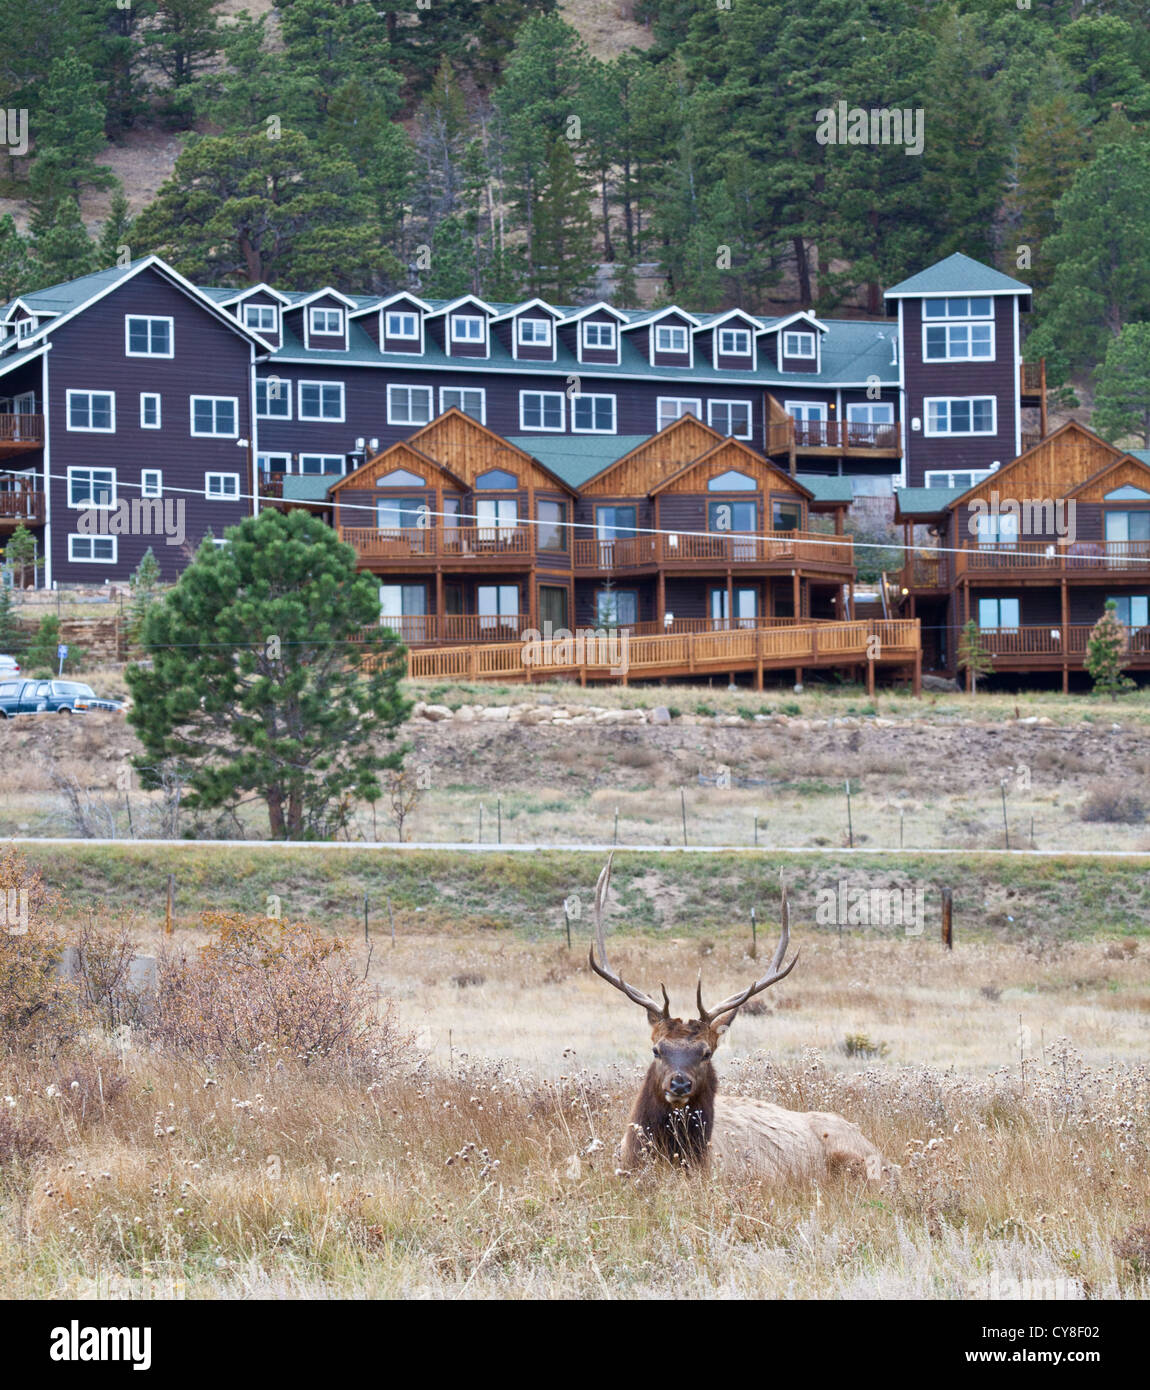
{"left": 519, "top": 391, "right": 564, "bottom": 431}
{"left": 923, "top": 318, "right": 994, "bottom": 361}
{"left": 256, "top": 377, "right": 292, "bottom": 419}
{"left": 658, "top": 397, "right": 702, "bottom": 430}
{"left": 451, "top": 315, "right": 485, "bottom": 342}
{"left": 978, "top": 597, "right": 1020, "bottom": 631}
{"left": 386, "top": 311, "right": 419, "bottom": 339}
{"left": 924, "top": 396, "right": 996, "bottom": 436}
{"left": 783, "top": 331, "right": 816, "bottom": 358}
{"left": 582, "top": 321, "right": 616, "bottom": 350}
{"left": 298, "top": 381, "right": 344, "bottom": 421}
{"left": 16, "top": 317, "right": 34, "bottom": 339}
{"left": 387, "top": 384, "right": 432, "bottom": 425}
{"left": 244, "top": 303, "right": 278, "bottom": 333}
{"left": 572, "top": 394, "right": 616, "bottom": 434}
{"left": 476, "top": 499, "right": 518, "bottom": 538}
{"left": 66, "top": 390, "right": 115, "bottom": 432}
{"left": 205, "top": 472, "right": 241, "bottom": 500}
{"left": 140, "top": 393, "right": 161, "bottom": 429}
{"left": 298, "top": 455, "right": 345, "bottom": 475}
{"left": 974, "top": 513, "right": 1019, "bottom": 548}
{"left": 708, "top": 399, "right": 752, "bottom": 439}
{"left": 655, "top": 324, "right": 688, "bottom": 353}
{"left": 125, "top": 315, "right": 173, "bottom": 357}
{"left": 924, "top": 468, "right": 993, "bottom": 490}
{"left": 439, "top": 387, "right": 485, "bottom": 423}
{"left": 69, "top": 534, "right": 116, "bottom": 563}
{"left": 1109, "top": 596, "right": 1149, "bottom": 628}
{"left": 191, "top": 396, "right": 239, "bottom": 436}
{"left": 141, "top": 469, "right": 163, "bottom": 497}
{"left": 846, "top": 402, "right": 894, "bottom": 424}
{"left": 258, "top": 453, "right": 293, "bottom": 477}
{"left": 68, "top": 467, "right": 116, "bottom": 509}
{"left": 517, "top": 317, "right": 552, "bottom": 347}
{"left": 309, "top": 306, "right": 344, "bottom": 336}
{"left": 923, "top": 297, "right": 992, "bottom": 319}
{"left": 718, "top": 327, "right": 751, "bottom": 356}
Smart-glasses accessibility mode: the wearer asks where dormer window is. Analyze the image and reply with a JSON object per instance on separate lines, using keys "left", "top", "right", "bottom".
{"left": 718, "top": 328, "right": 751, "bottom": 356}
{"left": 16, "top": 318, "right": 34, "bottom": 340}
{"left": 451, "top": 316, "right": 485, "bottom": 343}
{"left": 476, "top": 468, "right": 518, "bottom": 489}
{"left": 386, "top": 311, "right": 419, "bottom": 339}
{"left": 783, "top": 331, "right": 815, "bottom": 358}
{"left": 583, "top": 322, "right": 616, "bottom": 350}
{"left": 518, "top": 318, "right": 552, "bottom": 346}
{"left": 310, "top": 307, "right": 344, "bottom": 336}
{"left": 656, "top": 325, "right": 688, "bottom": 353}
{"left": 244, "top": 303, "right": 278, "bottom": 334}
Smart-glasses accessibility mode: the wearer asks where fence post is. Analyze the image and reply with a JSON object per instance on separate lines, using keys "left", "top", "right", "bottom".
{"left": 941, "top": 887, "right": 953, "bottom": 950}
{"left": 165, "top": 873, "right": 174, "bottom": 935}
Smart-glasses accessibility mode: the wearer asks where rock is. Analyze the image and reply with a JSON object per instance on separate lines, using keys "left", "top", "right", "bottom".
{"left": 453, "top": 706, "right": 477, "bottom": 722}
{"left": 411, "top": 700, "right": 427, "bottom": 716}
{"left": 922, "top": 674, "right": 960, "bottom": 693}
{"left": 421, "top": 704, "right": 453, "bottom": 722}
{"left": 518, "top": 708, "right": 551, "bottom": 725}
{"left": 648, "top": 706, "right": 672, "bottom": 724}
{"left": 535, "top": 693, "right": 555, "bottom": 706}
{"left": 718, "top": 715, "right": 745, "bottom": 726}
{"left": 481, "top": 706, "right": 511, "bottom": 722}
{"left": 874, "top": 718, "right": 896, "bottom": 728}
{"left": 1036, "top": 716, "right": 1054, "bottom": 726}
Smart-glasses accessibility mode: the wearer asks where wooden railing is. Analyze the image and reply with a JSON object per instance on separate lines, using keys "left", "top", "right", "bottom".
{"left": 400, "top": 618, "right": 920, "bottom": 681}
{"left": 0, "top": 414, "right": 44, "bottom": 447}
{"left": 340, "top": 524, "right": 533, "bottom": 562}
{"left": 766, "top": 417, "right": 901, "bottom": 454}
{"left": 371, "top": 613, "right": 533, "bottom": 645}
{"left": 969, "top": 624, "right": 1150, "bottom": 658}
{"left": 960, "top": 540, "right": 1150, "bottom": 573}
{"left": 1020, "top": 360, "right": 1046, "bottom": 397}
{"left": 0, "top": 487, "right": 44, "bottom": 523}
{"left": 575, "top": 529, "right": 853, "bottom": 570}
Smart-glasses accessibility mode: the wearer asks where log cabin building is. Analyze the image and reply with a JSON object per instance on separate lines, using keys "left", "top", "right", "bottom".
{"left": 888, "top": 422, "right": 1150, "bottom": 689}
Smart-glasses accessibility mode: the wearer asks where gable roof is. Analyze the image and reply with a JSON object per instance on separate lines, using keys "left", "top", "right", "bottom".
{"left": 329, "top": 438, "right": 471, "bottom": 495}
{"left": 648, "top": 435, "right": 813, "bottom": 499}
{"left": 349, "top": 290, "right": 433, "bottom": 319}
{"left": 884, "top": 252, "right": 1031, "bottom": 299}
{"left": 1066, "top": 452, "right": 1150, "bottom": 501}
{"left": 423, "top": 294, "right": 497, "bottom": 319}
{"left": 621, "top": 305, "right": 702, "bottom": 332}
{"left": 505, "top": 434, "right": 649, "bottom": 490}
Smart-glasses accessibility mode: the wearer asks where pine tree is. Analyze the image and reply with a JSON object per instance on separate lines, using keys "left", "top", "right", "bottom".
{"left": 957, "top": 619, "right": 995, "bottom": 694}
{"left": 1, "top": 525, "right": 41, "bottom": 590}
{"left": 1085, "top": 600, "right": 1136, "bottom": 699}
{"left": 125, "top": 509, "right": 412, "bottom": 840}
{"left": 531, "top": 138, "right": 596, "bottom": 301}
{"left": 1092, "top": 323, "right": 1150, "bottom": 447}
{"left": 0, "top": 216, "right": 32, "bottom": 302}
{"left": 143, "top": 0, "right": 221, "bottom": 126}
{"left": 96, "top": 190, "right": 135, "bottom": 270}
{"left": 30, "top": 198, "right": 97, "bottom": 289}
{"left": 127, "top": 547, "right": 164, "bottom": 645}
{"left": 26, "top": 54, "right": 117, "bottom": 213}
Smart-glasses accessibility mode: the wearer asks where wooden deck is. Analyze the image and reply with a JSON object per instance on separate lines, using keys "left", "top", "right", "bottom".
{"left": 0, "top": 487, "right": 44, "bottom": 527}
{"left": 393, "top": 617, "right": 921, "bottom": 691}
{"left": 0, "top": 414, "right": 44, "bottom": 453}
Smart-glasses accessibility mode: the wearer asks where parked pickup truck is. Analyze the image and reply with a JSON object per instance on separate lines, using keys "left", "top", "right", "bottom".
{"left": 0, "top": 679, "right": 126, "bottom": 716}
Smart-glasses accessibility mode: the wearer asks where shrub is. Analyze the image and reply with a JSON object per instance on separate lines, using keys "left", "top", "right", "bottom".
{"left": 843, "top": 1032, "right": 889, "bottom": 1059}
{"left": 149, "top": 912, "right": 413, "bottom": 1076}
{"left": 1080, "top": 782, "right": 1147, "bottom": 824}
{"left": 0, "top": 850, "right": 78, "bottom": 1053}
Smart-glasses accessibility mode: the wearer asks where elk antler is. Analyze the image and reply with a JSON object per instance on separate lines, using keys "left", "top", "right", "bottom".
{"left": 696, "top": 872, "right": 799, "bottom": 1025}
{"left": 587, "top": 854, "right": 671, "bottom": 1019}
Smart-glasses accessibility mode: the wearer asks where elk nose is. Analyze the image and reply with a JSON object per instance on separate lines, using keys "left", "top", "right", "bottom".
{"left": 669, "top": 1073, "right": 691, "bottom": 1096}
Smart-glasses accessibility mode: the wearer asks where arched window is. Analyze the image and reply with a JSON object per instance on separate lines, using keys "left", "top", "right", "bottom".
{"left": 707, "top": 469, "right": 757, "bottom": 491}
{"left": 476, "top": 468, "right": 518, "bottom": 489}
{"left": 1104, "top": 485, "right": 1150, "bottom": 500}
{"left": 375, "top": 468, "right": 426, "bottom": 487}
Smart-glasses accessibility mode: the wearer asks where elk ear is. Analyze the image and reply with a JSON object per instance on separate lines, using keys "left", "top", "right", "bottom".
{"left": 711, "top": 1014, "right": 737, "bottom": 1047}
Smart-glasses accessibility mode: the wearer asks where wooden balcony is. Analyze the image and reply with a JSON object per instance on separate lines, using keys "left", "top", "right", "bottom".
{"left": 958, "top": 539, "right": 1150, "bottom": 577}
{"left": 0, "top": 486, "right": 44, "bottom": 527}
{"left": 574, "top": 529, "right": 853, "bottom": 572}
{"left": 968, "top": 623, "right": 1150, "bottom": 663}
{"left": 765, "top": 414, "right": 902, "bottom": 458}
{"left": 0, "top": 414, "right": 44, "bottom": 452}
{"left": 370, "top": 613, "right": 533, "bottom": 645}
{"left": 399, "top": 617, "right": 921, "bottom": 686}
{"left": 1019, "top": 360, "right": 1046, "bottom": 402}
{"left": 340, "top": 524, "right": 535, "bottom": 567}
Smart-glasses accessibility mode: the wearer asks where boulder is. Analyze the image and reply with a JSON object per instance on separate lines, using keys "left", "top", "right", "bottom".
{"left": 922, "top": 674, "right": 960, "bottom": 693}
{"left": 481, "top": 706, "right": 511, "bottom": 722}
{"left": 648, "top": 706, "right": 672, "bottom": 724}
{"left": 421, "top": 704, "right": 453, "bottom": 722}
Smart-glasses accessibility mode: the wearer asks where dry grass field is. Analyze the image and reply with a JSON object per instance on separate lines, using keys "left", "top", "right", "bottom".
{"left": 2, "top": 842, "right": 1148, "bottom": 1301}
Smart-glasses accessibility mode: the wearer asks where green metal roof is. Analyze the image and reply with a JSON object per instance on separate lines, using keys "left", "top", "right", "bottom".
{"left": 280, "top": 475, "right": 338, "bottom": 503}
{"left": 2, "top": 260, "right": 145, "bottom": 319}
{"left": 796, "top": 473, "right": 854, "bottom": 503}
{"left": 1128, "top": 450, "right": 1150, "bottom": 467}
{"left": 884, "top": 253, "right": 1031, "bottom": 299}
{"left": 894, "top": 485, "right": 968, "bottom": 519}
{"left": 506, "top": 435, "right": 648, "bottom": 489}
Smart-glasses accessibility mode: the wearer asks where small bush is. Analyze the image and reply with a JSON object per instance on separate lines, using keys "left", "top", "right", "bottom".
{"left": 1080, "top": 782, "right": 1147, "bottom": 824}
{"left": 615, "top": 746, "right": 659, "bottom": 769}
{"left": 451, "top": 971, "right": 485, "bottom": 988}
{"left": 150, "top": 912, "right": 413, "bottom": 1076}
{"left": 694, "top": 703, "right": 717, "bottom": 717}
{"left": 843, "top": 1032, "right": 889, "bottom": 1059}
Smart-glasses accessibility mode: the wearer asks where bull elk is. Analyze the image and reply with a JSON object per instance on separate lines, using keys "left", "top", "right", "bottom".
{"left": 588, "top": 856, "right": 892, "bottom": 1182}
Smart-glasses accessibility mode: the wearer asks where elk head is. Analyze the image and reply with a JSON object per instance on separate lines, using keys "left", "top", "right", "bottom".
{"left": 588, "top": 854, "right": 798, "bottom": 1114}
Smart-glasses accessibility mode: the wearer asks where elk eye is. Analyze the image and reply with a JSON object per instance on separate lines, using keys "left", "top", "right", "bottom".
{"left": 652, "top": 1047, "right": 660, "bottom": 1058}
{"left": 702, "top": 1049, "right": 712, "bottom": 1060}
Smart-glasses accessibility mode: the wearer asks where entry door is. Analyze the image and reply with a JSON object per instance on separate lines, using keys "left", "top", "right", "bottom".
{"left": 379, "top": 584, "right": 428, "bottom": 643}
{"left": 478, "top": 584, "right": 520, "bottom": 633}
{"left": 710, "top": 588, "right": 757, "bottom": 629}
{"left": 786, "top": 401, "right": 828, "bottom": 447}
